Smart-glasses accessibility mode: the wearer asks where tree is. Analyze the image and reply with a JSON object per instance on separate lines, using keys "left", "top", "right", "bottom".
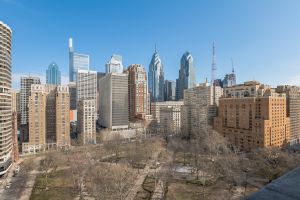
{"left": 40, "top": 155, "right": 57, "bottom": 190}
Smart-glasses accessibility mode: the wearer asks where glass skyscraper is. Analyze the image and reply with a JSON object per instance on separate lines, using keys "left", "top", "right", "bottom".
{"left": 105, "top": 54, "right": 124, "bottom": 74}
{"left": 176, "top": 51, "right": 196, "bottom": 100}
{"left": 148, "top": 49, "right": 164, "bottom": 102}
{"left": 46, "top": 62, "right": 61, "bottom": 85}
{"left": 69, "top": 38, "right": 89, "bottom": 82}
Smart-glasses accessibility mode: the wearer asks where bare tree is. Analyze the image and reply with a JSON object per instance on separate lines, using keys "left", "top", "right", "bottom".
{"left": 40, "top": 154, "right": 57, "bottom": 190}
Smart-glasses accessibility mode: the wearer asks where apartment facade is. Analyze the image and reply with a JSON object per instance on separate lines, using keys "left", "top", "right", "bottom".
{"left": 77, "top": 99, "right": 96, "bottom": 144}
{"left": 0, "top": 21, "right": 13, "bottom": 175}
{"left": 181, "top": 83, "right": 222, "bottom": 136}
{"left": 276, "top": 85, "right": 300, "bottom": 145}
{"left": 126, "top": 64, "right": 149, "bottom": 121}
{"left": 23, "top": 84, "right": 70, "bottom": 153}
{"left": 160, "top": 106, "right": 182, "bottom": 134}
{"left": 151, "top": 101, "right": 184, "bottom": 125}
{"left": 214, "top": 81, "right": 290, "bottom": 150}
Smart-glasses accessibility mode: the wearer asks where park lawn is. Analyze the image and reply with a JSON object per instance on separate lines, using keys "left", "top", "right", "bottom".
{"left": 30, "top": 169, "right": 76, "bottom": 200}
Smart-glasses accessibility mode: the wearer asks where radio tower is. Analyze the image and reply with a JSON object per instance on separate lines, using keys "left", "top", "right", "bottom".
{"left": 211, "top": 42, "right": 217, "bottom": 105}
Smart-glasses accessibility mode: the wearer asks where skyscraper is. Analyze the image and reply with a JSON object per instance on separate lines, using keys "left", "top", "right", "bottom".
{"left": 0, "top": 21, "right": 12, "bottom": 175}
{"left": 222, "top": 68, "right": 236, "bottom": 88}
{"left": 105, "top": 54, "right": 124, "bottom": 74}
{"left": 69, "top": 38, "right": 89, "bottom": 82}
{"left": 46, "top": 62, "right": 61, "bottom": 85}
{"left": 148, "top": 48, "right": 164, "bottom": 102}
{"left": 98, "top": 73, "right": 129, "bottom": 130}
{"left": 176, "top": 51, "right": 196, "bottom": 100}
{"left": 126, "top": 64, "right": 149, "bottom": 121}
{"left": 20, "top": 76, "right": 41, "bottom": 142}
{"left": 164, "top": 80, "right": 176, "bottom": 101}
{"left": 76, "top": 70, "right": 97, "bottom": 101}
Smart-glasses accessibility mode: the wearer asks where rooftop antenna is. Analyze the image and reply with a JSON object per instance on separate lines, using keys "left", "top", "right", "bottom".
{"left": 231, "top": 58, "right": 235, "bottom": 73}
{"left": 211, "top": 42, "right": 217, "bottom": 105}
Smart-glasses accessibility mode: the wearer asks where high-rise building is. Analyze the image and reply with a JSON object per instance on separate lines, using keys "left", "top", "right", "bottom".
{"left": 150, "top": 101, "right": 184, "bottom": 125}
{"left": 98, "top": 73, "right": 129, "bottom": 130}
{"left": 23, "top": 84, "right": 70, "bottom": 153}
{"left": 148, "top": 48, "right": 164, "bottom": 102}
{"left": 68, "top": 82, "right": 77, "bottom": 110}
{"left": 164, "top": 80, "right": 176, "bottom": 101}
{"left": 11, "top": 90, "right": 19, "bottom": 113}
{"left": 160, "top": 105, "right": 182, "bottom": 134}
{"left": 69, "top": 38, "right": 89, "bottom": 82}
{"left": 105, "top": 54, "right": 124, "bottom": 74}
{"left": 76, "top": 70, "right": 97, "bottom": 101}
{"left": 214, "top": 81, "right": 290, "bottom": 150}
{"left": 222, "top": 68, "right": 236, "bottom": 88}
{"left": 176, "top": 51, "right": 196, "bottom": 100}
{"left": 181, "top": 82, "right": 222, "bottom": 137}
{"left": 20, "top": 76, "right": 41, "bottom": 125}
{"left": 276, "top": 85, "right": 300, "bottom": 145}
{"left": 20, "top": 76, "right": 41, "bottom": 142}
{"left": 0, "top": 21, "right": 13, "bottom": 175}
{"left": 126, "top": 64, "right": 149, "bottom": 121}
{"left": 97, "top": 72, "right": 106, "bottom": 119}
{"left": 77, "top": 99, "right": 96, "bottom": 144}
{"left": 46, "top": 62, "right": 61, "bottom": 85}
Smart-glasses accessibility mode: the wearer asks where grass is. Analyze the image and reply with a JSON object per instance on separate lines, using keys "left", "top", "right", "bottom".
{"left": 30, "top": 169, "right": 76, "bottom": 200}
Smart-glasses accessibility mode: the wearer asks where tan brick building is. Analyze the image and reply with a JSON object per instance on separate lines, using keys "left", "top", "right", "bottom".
{"left": 214, "top": 81, "right": 290, "bottom": 150}
{"left": 24, "top": 85, "right": 70, "bottom": 153}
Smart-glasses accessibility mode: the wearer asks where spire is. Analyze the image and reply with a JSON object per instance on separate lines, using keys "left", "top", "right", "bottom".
{"left": 231, "top": 58, "right": 235, "bottom": 74}
{"left": 69, "top": 38, "right": 73, "bottom": 49}
{"left": 154, "top": 43, "right": 157, "bottom": 53}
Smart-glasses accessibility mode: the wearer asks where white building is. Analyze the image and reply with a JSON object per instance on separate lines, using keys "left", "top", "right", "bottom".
{"left": 77, "top": 99, "right": 96, "bottom": 144}
{"left": 105, "top": 54, "right": 124, "bottom": 74}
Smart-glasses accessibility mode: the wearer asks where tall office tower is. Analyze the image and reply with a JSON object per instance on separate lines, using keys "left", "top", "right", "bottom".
{"left": 77, "top": 99, "right": 96, "bottom": 144}
{"left": 222, "top": 68, "right": 236, "bottom": 88}
{"left": 160, "top": 105, "right": 182, "bottom": 134}
{"left": 105, "top": 54, "right": 124, "bottom": 74}
{"left": 97, "top": 72, "right": 106, "bottom": 118}
{"left": 20, "top": 76, "right": 41, "bottom": 142}
{"left": 176, "top": 51, "right": 196, "bottom": 100}
{"left": 0, "top": 21, "right": 12, "bottom": 175}
{"left": 214, "top": 81, "right": 290, "bottom": 151}
{"left": 164, "top": 80, "right": 176, "bottom": 101}
{"left": 148, "top": 48, "right": 164, "bottom": 102}
{"left": 99, "top": 73, "right": 129, "bottom": 130}
{"left": 181, "top": 82, "right": 222, "bottom": 137}
{"left": 126, "top": 64, "right": 149, "bottom": 121}
{"left": 24, "top": 84, "right": 70, "bottom": 153}
{"left": 69, "top": 38, "right": 90, "bottom": 82}
{"left": 150, "top": 101, "right": 184, "bottom": 124}
{"left": 68, "top": 82, "right": 77, "bottom": 110}
{"left": 46, "top": 62, "right": 61, "bottom": 85}
{"left": 276, "top": 85, "right": 300, "bottom": 145}
{"left": 76, "top": 70, "right": 97, "bottom": 101}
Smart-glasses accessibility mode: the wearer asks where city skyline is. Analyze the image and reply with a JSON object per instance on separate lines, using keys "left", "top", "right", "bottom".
{"left": 2, "top": 0, "right": 300, "bottom": 89}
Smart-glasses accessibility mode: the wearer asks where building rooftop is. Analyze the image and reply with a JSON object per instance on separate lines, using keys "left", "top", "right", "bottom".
{"left": 246, "top": 167, "right": 300, "bottom": 200}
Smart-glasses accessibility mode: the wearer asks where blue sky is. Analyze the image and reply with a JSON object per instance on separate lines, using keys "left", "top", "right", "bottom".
{"left": 1, "top": 0, "right": 300, "bottom": 89}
